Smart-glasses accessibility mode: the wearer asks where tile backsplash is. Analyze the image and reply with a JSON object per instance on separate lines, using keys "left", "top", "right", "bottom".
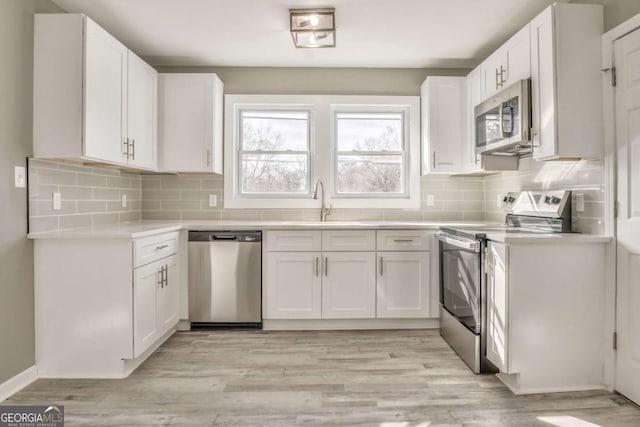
{"left": 28, "top": 157, "right": 607, "bottom": 235}
{"left": 140, "top": 174, "right": 486, "bottom": 222}
{"left": 484, "top": 157, "right": 605, "bottom": 234}
{"left": 28, "top": 159, "right": 142, "bottom": 233}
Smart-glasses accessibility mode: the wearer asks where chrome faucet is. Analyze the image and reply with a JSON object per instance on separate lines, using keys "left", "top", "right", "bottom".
{"left": 312, "top": 179, "right": 332, "bottom": 222}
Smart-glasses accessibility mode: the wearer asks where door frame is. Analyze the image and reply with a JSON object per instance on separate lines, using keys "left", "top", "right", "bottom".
{"left": 602, "top": 11, "right": 640, "bottom": 392}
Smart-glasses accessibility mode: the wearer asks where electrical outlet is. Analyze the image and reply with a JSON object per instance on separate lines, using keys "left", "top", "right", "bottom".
{"left": 208, "top": 194, "right": 217, "bottom": 207}
{"left": 497, "top": 194, "right": 503, "bottom": 208}
{"left": 52, "top": 192, "right": 61, "bottom": 211}
{"left": 575, "top": 193, "right": 585, "bottom": 212}
{"left": 14, "top": 166, "right": 26, "bottom": 188}
{"left": 121, "top": 194, "right": 127, "bottom": 208}
{"left": 426, "top": 194, "right": 435, "bottom": 207}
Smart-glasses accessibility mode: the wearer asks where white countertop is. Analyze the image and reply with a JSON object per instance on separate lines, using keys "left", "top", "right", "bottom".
{"left": 27, "top": 220, "right": 486, "bottom": 239}
{"left": 27, "top": 220, "right": 612, "bottom": 243}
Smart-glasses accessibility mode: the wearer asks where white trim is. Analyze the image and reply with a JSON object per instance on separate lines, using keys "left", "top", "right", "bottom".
{"left": 0, "top": 366, "right": 38, "bottom": 402}
{"left": 224, "top": 94, "right": 421, "bottom": 209}
{"left": 263, "top": 318, "right": 439, "bottom": 330}
{"left": 496, "top": 373, "right": 605, "bottom": 395}
{"left": 601, "top": 11, "right": 640, "bottom": 392}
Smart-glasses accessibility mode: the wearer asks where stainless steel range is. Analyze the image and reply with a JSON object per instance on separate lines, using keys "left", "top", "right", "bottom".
{"left": 435, "top": 190, "right": 572, "bottom": 373}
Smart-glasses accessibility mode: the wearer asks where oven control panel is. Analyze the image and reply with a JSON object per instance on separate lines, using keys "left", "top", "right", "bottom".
{"left": 502, "top": 191, "right": 571, "bottom": 218}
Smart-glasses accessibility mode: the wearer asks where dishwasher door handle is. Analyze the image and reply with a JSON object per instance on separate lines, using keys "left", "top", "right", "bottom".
{"left": 212, "top": 234, "right": 237, "bottom": 240}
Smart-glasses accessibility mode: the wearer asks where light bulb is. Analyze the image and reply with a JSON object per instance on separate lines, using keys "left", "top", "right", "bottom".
{"left": 309, "top": 15, "right": 319, "bottom": 26}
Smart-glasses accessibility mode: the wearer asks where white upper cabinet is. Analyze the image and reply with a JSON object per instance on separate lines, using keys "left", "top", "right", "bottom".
{"left": 421, "top": 76, "right": 465, "bottom": 174}
{"left": 127, "top": 51, "right": 158, "bottom": 170}
{"left": 34, "top": 14, "right": 157, "bottom": 170}
{"left": 530, "top": 4, "right": 604, "bottom": 161}
{"left": 482, "top": 25, "right": 530, "bottom": 99}
{"left": 158, "top": 73, "right": 224, "bottom": 173}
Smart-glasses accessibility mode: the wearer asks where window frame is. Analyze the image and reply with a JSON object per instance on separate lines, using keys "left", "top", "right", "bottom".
{"left": 224, "top": 94, "right": 420, "bottom": 210}
{"left": 237, "top": 109, "right": 313, "bottom": 198}
{"left": 331, "top": 107, "right": 410, "bottom": 199}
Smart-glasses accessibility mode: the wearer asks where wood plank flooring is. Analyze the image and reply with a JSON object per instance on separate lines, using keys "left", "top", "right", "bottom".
{"left": 4, "top": 329, "right": 640, "bottom": 426}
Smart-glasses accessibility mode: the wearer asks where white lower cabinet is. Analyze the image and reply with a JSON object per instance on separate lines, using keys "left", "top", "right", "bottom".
{"left": 263, "top": 230, "right": 434, "bottom": 322}
{"left": 322, "top": 252, "right": 376, "bottom": 319}
{"left": 485, "top": 242, "right": 509, "bottom": 373}
{"left": 134, "top": 254, "right": 179, "bottom": 357}
{"left": 265, "top": 252, "right": 322, "bottom": 319}
{"left": 34, "top": 232, "right": 180, "bottom": 378}
{"left": 377, "top": 252, "right": 430, "bottom": 318}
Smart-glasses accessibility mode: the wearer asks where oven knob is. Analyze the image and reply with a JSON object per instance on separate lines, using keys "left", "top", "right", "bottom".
{"left": 508, "top": 196, "right": 516, "bottom": 203}
{"left": 503, "top": 196, "right": 509, "bottom": 203}
{"left": 551, "top": 196, "right": 561, "bottom": 205}
{"left": 544, "top": 196, "right": 552, "bottom": 204}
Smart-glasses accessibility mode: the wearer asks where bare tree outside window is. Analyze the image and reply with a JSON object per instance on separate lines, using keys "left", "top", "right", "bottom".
{"left": 239, "top": 111, "right": 310, "bottom": 194}
{"left": 335, "top": 112, "right": 405, "bottom": 195}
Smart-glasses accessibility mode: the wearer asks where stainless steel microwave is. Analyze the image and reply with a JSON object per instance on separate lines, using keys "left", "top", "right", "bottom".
{"left": 475, "top": 79, "right": 532, "bottom": 156}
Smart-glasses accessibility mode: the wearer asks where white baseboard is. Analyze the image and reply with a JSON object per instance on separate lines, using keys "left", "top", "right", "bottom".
{"left": 0, "top": 366, "right": 38, "bottom": 402}
{"left": 496, "top": 373, "right": 605, "bottom": 395}
{"left": 263, "top": 318, "right": 439, "bottom": 331}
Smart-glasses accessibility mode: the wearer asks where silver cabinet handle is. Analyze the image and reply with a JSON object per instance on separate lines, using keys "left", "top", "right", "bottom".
{"left": 123, "top": 138, "right": 129, "bottom": 158}
{"left": 324, "top": 256, "right": 328, "bottom": 276}
{"left": 380, "top": 257, "right": 384, "bottom": 276}
{"left": 164, "top": 265, "right": 168, "bottom": 287}
{"left": 315, "top": 256, "right": 319, "bottom": 277}
{"left": 155, "top": 244, "right": 169, "bottom": 251}
{"left": 495, "top": 68, "right": 500, "bottom": 90}
{"left": 393, "top": 239, "right": 414, "bottom": 243}
{"left": 432, "top": 151, "right": 436, "bottom": 169}
{"left": 206, "top": 149, "right": 211, "bottom": 168}
{"left": 499, "top": 65, "right": 507, "bottom": 87}
{"left": 158, "top": 267, "right": 164, "bottom": 288}
{"left": 129, "top": 139, "right": 135, "bottom": 160}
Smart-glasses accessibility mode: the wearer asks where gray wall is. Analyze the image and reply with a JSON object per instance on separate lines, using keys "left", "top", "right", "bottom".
{"left": 154, "top": 66, "right": 467, "bottom": 95}
{"left": 0, "top": 0, "right": 62, "bottom": 384}
{"left": 603, "top": 0, "right": 640, "bottom": 31}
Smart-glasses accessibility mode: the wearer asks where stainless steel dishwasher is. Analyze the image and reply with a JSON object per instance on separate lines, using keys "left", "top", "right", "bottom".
{"left": 188, "top": 231, "right": 262, "bottom": 327}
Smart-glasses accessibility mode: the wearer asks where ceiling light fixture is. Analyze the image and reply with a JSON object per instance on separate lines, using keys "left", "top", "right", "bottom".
{"left": 289, "top": 8, "right": 336, "bottom": 48}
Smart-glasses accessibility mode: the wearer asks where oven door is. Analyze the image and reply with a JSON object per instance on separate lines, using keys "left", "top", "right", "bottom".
{"left": 435, "top": 231, "right": 483, "bottom": 334}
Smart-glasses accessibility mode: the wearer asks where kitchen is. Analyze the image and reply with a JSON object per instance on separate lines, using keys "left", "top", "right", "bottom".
{"left": 1, "top": 0, "right": 640, "bottom": 425}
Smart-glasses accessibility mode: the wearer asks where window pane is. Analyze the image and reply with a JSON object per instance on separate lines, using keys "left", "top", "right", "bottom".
{"left": 241, "top": 111, "right": 308, "bottom": 151}
{"left": 241, "top": 154, "right": 308, "bottom": 194}
{"left": 336, "top": 155, "right": 403, "bottom": 194}
{"left": 336, "top": 112, "right": 403, "bottom": 152}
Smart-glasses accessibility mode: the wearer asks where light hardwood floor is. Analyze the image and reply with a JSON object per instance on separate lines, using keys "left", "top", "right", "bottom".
{"left": 4, "top": 329, "right": 640, "bottom": 426}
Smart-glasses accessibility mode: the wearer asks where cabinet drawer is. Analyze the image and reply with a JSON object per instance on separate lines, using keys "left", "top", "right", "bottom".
{"left": 376, "top": 230, "right": 432, "bottom": 251}
{"left": 134, "top": 232, "right": 179, "bottom": 267}
{"left": 322, "top": 230, "right": 375, "bottom": 252}
{"left": 266, "top": 231, "right": 321, "bottom": 252}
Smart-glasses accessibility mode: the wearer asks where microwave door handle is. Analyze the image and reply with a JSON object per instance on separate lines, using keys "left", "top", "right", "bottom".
{"left": 498, "top": 103, "right": 504, "bottom": 139}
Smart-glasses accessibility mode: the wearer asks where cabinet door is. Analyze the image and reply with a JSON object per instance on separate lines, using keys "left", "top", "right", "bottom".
{"left": 464, "top": 66, "right": 483, "bottom": 172}
{"left": 377, "top": 252, "right": 430, "bottom": 318}
{"left": 421, "top": 77, "right": 465, "bottom": 174}
{"left": 486, "top": 242, "right": 510, "bottom": 372}
{"left": 127, "top": 51, "right": 157, "bottom": 170}
{"left": 158, "top": 74, "right": 222, "bottom": 173}
{"left": 133, "top": 260, "right": 161, "bottom": 358}
{"left": 503, "top": 25, "right": 531, "bottom": 86}
{"left": 481, "top": 50, "right": 506, "bottom": 100}
{"left": 530, "top": 6, "right": 557, "bottom": 160}
{"left": 157, "top": 255, "right": 179, "bottom": 335}
{"left": 265, "top": 252, "right": 321, "bottom": 319}
{"left": 83, "top": 18, "right": 128, "bottom": 164}
{"left": 322, "top": 252, "right": 376, "bottom": 319}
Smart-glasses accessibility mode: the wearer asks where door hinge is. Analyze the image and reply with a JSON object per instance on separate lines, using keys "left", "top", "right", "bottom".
{"left": 602, "top": 67, "right": 616, "bottom": 87}
{"left": 613, "top": 332, "right": 618, "bottom": 350}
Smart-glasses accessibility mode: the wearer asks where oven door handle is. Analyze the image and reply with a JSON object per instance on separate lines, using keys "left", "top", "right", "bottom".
{"left": 435, "top": 231, "right": 481, "bottom": 252}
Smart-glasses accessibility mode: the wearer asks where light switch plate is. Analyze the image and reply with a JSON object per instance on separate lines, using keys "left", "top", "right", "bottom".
{"left": 121, "top": 194, "right": 127, "bottom": 208}
{"left": 426, "top": 194, "right": 435, "bottom": 207}
{"left": 575, "top": 193, "right": 585, "bottom": 212}
{"left": 208, "top": 194, "right": 217, "bottom": 207}
{"left": 14, "top": 166, "right": 26, "bottom": 188}
{"left": 52, "top": 192, "right": 61, "bottom": 210}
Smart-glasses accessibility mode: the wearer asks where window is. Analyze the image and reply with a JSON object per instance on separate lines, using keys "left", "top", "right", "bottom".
{"left": 225, "top": 95, "right": 420, "bottom": 209}
{"left": 334, "top": 112, "right": 406, "bottom": 197}
{"left": 239, "top": 110, "right": 310, "bottom": 196}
